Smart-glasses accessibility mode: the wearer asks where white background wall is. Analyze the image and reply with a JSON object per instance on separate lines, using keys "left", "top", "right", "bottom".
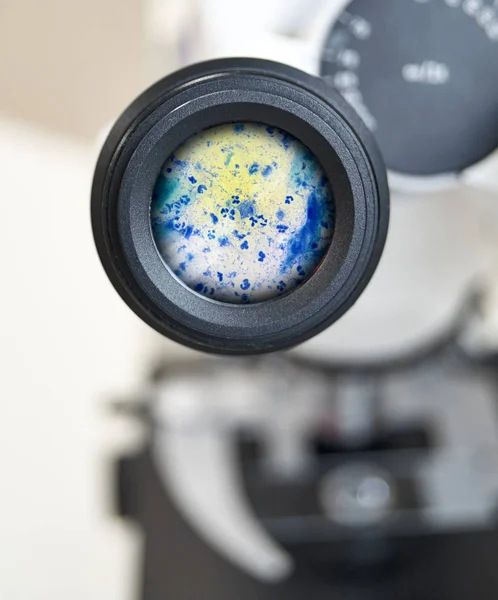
{"left": 0, "top": 119, "right": 175, "bottom": 600}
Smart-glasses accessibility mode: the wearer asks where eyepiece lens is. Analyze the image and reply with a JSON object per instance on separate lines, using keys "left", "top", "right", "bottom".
{"left": 151, "top": 122, "right": 335, "bottom": 304}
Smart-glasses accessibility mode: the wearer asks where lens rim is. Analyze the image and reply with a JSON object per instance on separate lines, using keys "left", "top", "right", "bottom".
{"left": 92, "top": 58, "right": 389, "bottom": 354}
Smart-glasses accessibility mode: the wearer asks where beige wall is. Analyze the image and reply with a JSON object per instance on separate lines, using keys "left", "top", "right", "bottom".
{"left": 0, "top": 0, "right": 147, "bottom": 140}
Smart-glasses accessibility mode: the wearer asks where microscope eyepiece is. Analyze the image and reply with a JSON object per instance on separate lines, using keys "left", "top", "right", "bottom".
{"left": 91, "top": 58, "right": 389, "bottom": 354}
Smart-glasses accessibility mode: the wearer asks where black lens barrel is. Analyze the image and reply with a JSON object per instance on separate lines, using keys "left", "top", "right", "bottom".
{"left": 91, "top": 58, "right": 389, "bottom": 354}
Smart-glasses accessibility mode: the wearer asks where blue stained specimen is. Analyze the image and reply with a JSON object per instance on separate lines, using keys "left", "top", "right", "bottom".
{"left": 280, "top": 134, "right": 291, "bottom": 150}
{"left": 238, "top": 201, "right": 255, "bottom": 218}
{"left": 150, "top": 122, "right": 334, "bottom": 304}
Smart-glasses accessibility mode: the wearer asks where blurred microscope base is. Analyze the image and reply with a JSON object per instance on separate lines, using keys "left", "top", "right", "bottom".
{"left": 118, "top": 449, "right": 498, "bottom": 600}
{"left": 112, "top": 340, "right": 498, "bottom": 600}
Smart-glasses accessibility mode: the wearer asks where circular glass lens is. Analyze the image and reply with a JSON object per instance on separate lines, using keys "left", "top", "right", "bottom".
{"left": 151, "top": 122, "right": 335, "bottom": 304}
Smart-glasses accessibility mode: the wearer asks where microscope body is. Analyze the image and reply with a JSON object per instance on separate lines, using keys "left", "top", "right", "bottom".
{"left": 116, "top": 349, "right": 498, "bottom": 599}
{"left": 101, "top": 2, "right": 498, "bottom": 597}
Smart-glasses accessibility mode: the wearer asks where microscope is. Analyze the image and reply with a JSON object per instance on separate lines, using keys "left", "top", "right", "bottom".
{"left": 93, "top": 1, "right": 498, "bottom": 598}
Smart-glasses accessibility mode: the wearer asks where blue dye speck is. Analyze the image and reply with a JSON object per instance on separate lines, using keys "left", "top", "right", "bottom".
{"left": 248, "top": 163, "right": 259, "bottom": 175}
{"left": 197, "top": 184, "right": 207, "bottom": 194}
{"left": 262, "top": 165, "right": 272, "bottom": 177}
{"left": 210, "top": 213, "right": 219, "bottom": 224}
{"left": 188, "top": 175, "right": 197, "bottom": 184}
{"left": 238, "top": 201, "right": 255, "bottom": 218}
{"left": 219, "top": 236, "right": 229, "bottom": 247}
{"left": 240, "top": 240, "right": 249, "bottom": 250}
{"left": 240, "top": 279, "right": 250, "bottom": 290}
{"left": 280, "top": 134, "right": 291, "bottom": 150}
{"left": 258, "top": 251, "right": 266, "bottom": 262}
